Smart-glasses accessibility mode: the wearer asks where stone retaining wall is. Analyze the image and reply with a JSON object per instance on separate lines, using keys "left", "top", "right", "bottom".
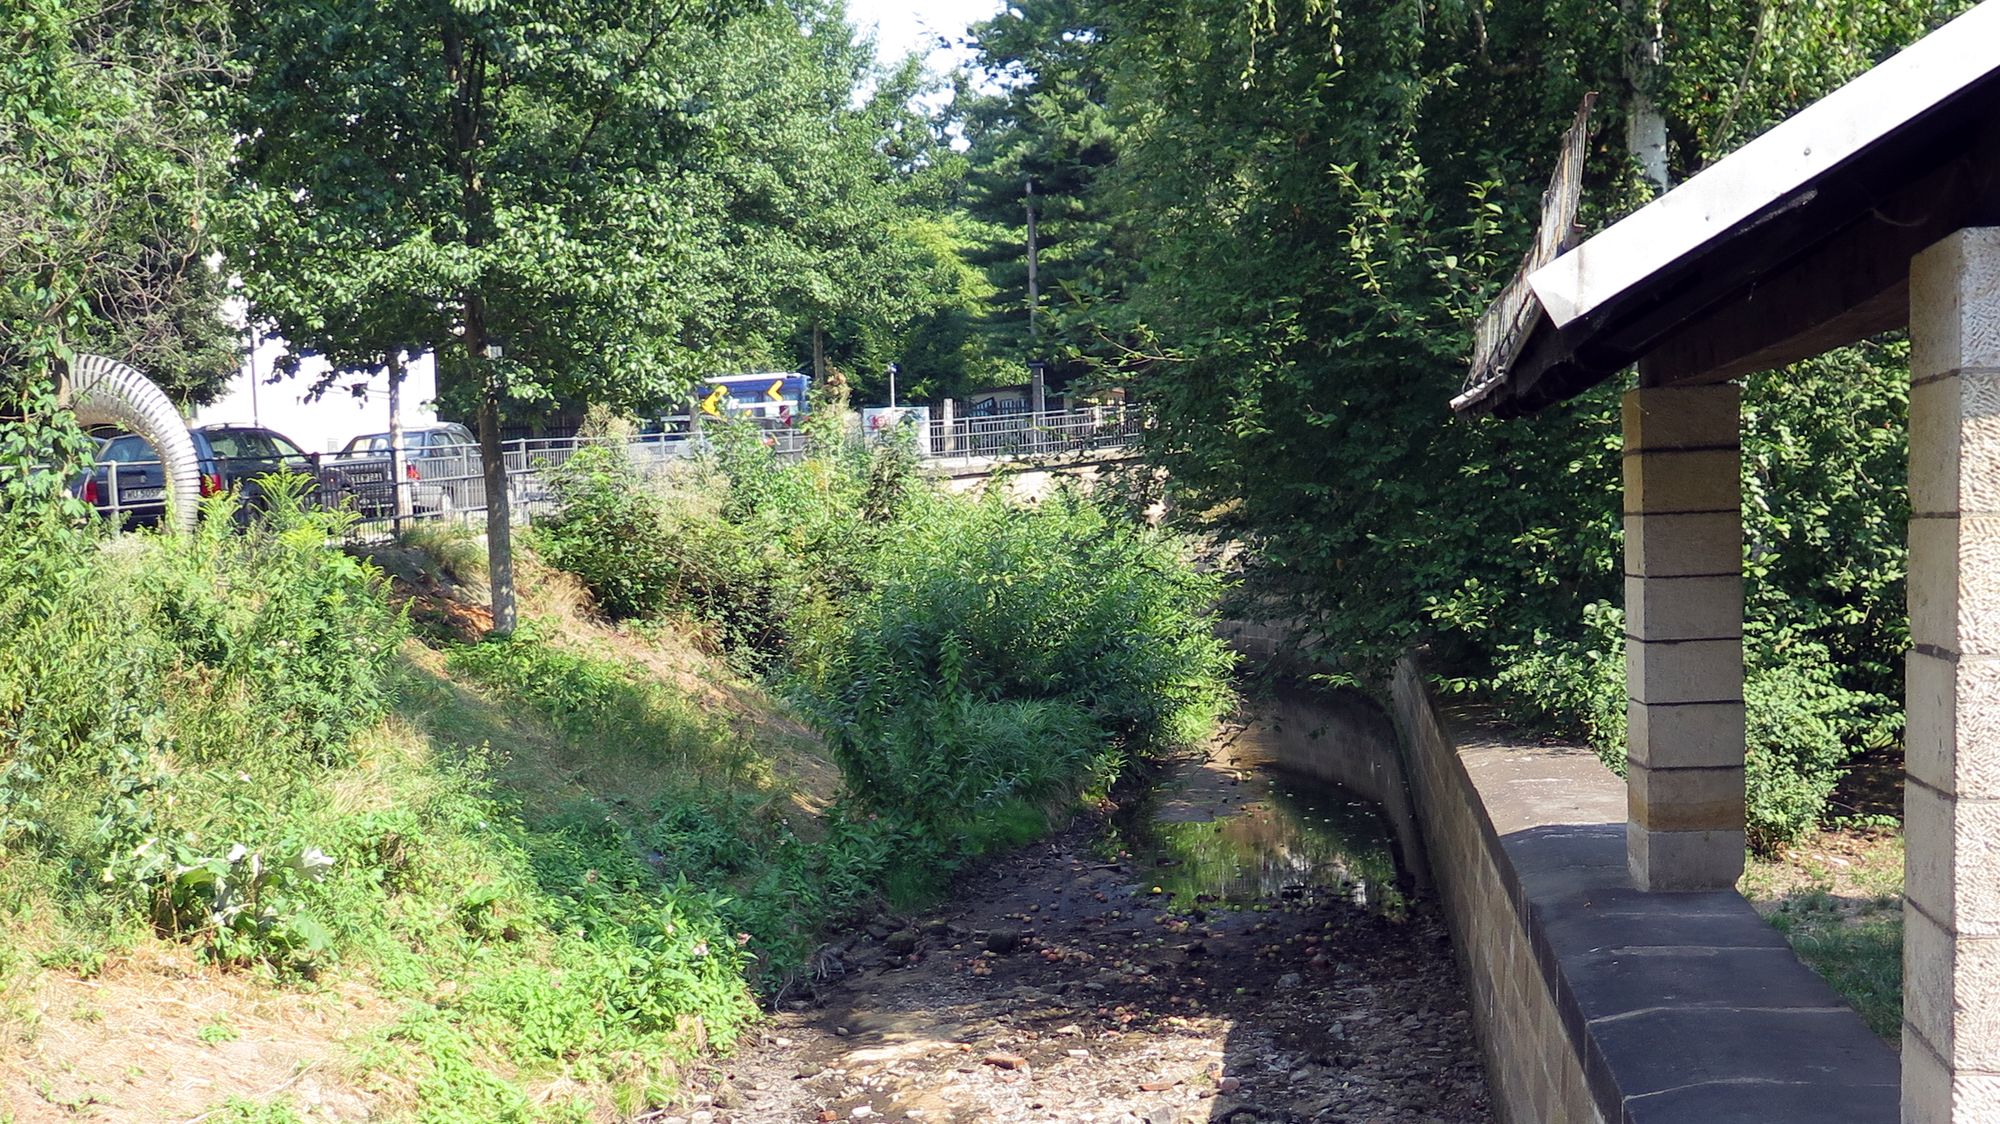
{"left": 1387, "top": 658, "right": 1901, "bottom": 1124}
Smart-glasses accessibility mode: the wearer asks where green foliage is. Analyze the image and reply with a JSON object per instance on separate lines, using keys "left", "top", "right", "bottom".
{"left": 0, "top": 0, "right": 240, "bottom": 403}
{"left": 531, "top": 418, "right": 1235, "bottom": 919}
{"left": 953, "top": 0, "right": 1961, "bottom": 847}
{"left": 533, "top": 443, "right": 681, "bottom": 620}
{"left": 802, "top": 490, "right": 1236, "bottom": 822}
{"left": 444, "top": 630, "right": 923, "bottom": 979}
{"left": 1494, "top": 600, "right": 1869, "bottom": 850}
{"left": 0, "top": 481, "right": 403, "bottom": 970}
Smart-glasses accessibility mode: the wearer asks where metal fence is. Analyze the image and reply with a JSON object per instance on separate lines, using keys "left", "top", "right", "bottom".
{"left": 927, "top": 405, "right": 1142, "bottom": 461}
{"left": 77, "top": 406, "right": 1142, "bottom": 538}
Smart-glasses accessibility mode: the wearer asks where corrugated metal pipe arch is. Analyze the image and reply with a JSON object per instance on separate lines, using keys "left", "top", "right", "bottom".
{"left": 63, "top": 353, "right": 200, "bottom": 533}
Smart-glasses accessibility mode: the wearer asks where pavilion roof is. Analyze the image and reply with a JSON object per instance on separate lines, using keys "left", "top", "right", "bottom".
{"left": 1457, "top": 0, "right": 2000, "bottom": 417}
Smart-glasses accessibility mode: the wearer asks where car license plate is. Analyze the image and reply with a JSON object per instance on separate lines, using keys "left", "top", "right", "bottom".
{"left": 122, "top": 487, "right": 164, "bottom": 501}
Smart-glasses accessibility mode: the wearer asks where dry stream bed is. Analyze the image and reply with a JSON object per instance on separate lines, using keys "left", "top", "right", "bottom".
{"left": 701, "top": 739, "right": 1493, "bottom": 1124}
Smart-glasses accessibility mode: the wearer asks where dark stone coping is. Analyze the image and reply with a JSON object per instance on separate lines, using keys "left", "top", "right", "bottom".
{"left": 1446, "top": 721, "right": 1899, "bottom": 1124}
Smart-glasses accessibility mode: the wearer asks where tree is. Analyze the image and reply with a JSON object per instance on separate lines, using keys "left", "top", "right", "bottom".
{"left": 1002, "top": 0, "right": 1967, "bottom": 844}
{"left": 2, "top": 0, "right": 238, "bottom": 412}
{"left": 230, "top": 0, "right": 780, "bottom": 632}
{"left": 955, "top": 0, "right": 1133, "bottom": 384}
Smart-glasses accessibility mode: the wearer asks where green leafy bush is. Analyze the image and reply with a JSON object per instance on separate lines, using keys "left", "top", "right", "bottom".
{"left": 533, "top": 442, "right": 681, "bottom": 619}
{"left": 1497, "top": 603, "right": 1866, "bottom": 852}
{"left": 528, "top": 418, "right": 1236, "bottom": 928}
{"left": 798, "top": 490, "right": 1235, "bottom": 832}
{"left": 0, "top": 474, "right": 402, "bottom": 970}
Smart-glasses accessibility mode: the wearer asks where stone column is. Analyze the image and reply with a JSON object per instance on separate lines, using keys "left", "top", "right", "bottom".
{"left": 1623, "top": 383, "right": 1746, "bottom": 891}
{"left": 1904, "top": 227, "right": 2000, "bottom": 1124}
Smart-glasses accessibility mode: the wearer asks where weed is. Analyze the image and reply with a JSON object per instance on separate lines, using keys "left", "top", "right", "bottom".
{"left": 197, "top": 1017, "right": 240, "bottom": 1045}
{"left": 198, "top": 1096, "right": 307, "bottom": 1123}
{"left": 397, "top": 522, "right": 488, "bottom": 586}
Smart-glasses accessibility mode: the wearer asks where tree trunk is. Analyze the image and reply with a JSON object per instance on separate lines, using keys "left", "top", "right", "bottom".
{"left": 467, "top": 299, "right": 515, "bottom": 636}
{"left": 388, "top": 353, "right": 410, "bottom": 528}
{"left": 445, "top": 20, "right": 512, "bottom": 634}
{"left": 1623, "top": 0, "right": 1669, "bottom": 193}
{"left": 812, "top": 322, "right": 827, "bottom": 384}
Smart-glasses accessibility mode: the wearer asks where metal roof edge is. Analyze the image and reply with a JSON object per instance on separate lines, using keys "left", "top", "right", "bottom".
{"left": 1527, "top": 0, "right": 2000, "bottom": 328}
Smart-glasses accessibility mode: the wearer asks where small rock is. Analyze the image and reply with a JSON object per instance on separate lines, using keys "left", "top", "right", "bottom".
{"left": 1138, "top": 1078, "right": 1176, "bottom": 1092}
{"left": 850, "top": 1108, "right": 875, "bottom": 1120}
{"left": 1143, "top": 1109, "right": 1182, "bottom": 1124}
{"left": 884, "top": 929, "right": 920, "bottom": 955}
{"left": 1275, "top": 972, "right": 1303, "bottom": 989}
{"left": 985, "top": 926, "right": 1022, "bottom": 954}
{"left": 982, "top": 1051, "right": 1029, "bottom": 1070}
{"left": 1218, "top": 1076, "right": 1241, "bottom": 1094}
{"left": 690, "top": 1113, "right": 714, "bottom": 1124}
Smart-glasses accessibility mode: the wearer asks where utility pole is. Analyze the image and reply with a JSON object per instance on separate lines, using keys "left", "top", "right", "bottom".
{"left": 887, "top": 362, "right": 898, "bottom": 408}
{"left": 1026, "top": 177, "right": 1045, "bottom": 415}
{"left": 1025, "top": 177, "right": 1040, "bottom": 340}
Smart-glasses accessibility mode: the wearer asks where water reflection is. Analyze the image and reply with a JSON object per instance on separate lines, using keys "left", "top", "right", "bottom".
{"left": 1114, "top": 764, "right": 1408, "bottom": 918}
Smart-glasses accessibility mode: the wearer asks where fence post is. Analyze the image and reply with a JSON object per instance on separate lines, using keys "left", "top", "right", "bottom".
{"left": 940, "top": 398, "right": 957, "bottom": 455}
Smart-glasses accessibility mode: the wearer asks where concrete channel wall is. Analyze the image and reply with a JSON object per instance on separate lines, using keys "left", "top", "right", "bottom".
{"left": 1386, "top": 658, "right": 1902, "bottom": 1124}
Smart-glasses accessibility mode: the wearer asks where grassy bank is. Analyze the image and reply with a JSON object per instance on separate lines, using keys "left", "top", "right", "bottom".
{"left": 0, "top": 426, "right": 1235, "bottom": 1120}
{"left": 0, "top": 518, "right": 831, "bottom": 1118}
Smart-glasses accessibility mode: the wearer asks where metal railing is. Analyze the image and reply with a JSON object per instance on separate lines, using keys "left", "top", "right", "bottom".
{"left": 77, "top": 406, "right": 1144, "bottom": 538}
{"left": 927, "top": 405, "right": 1142, "bottom": 461}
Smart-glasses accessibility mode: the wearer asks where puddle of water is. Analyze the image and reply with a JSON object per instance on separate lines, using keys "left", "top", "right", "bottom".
{"left": 1111, "top": 761, "right": 1409, "bottom": 918}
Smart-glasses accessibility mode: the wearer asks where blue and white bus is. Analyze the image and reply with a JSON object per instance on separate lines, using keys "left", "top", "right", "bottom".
{"left": 695, "top": 372, "right": 811, "bottom": 426}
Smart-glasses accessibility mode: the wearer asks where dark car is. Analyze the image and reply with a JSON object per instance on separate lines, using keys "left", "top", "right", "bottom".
{"left": 77, "top": 425, "right": 361, "bottom": 527}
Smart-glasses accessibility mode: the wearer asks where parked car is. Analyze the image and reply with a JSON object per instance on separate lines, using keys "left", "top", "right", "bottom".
{"left": 333, "top": 423, "right": 484, "bottom": 514}
{"left": 76, "top": 425, "right": 362, "bottom": 527}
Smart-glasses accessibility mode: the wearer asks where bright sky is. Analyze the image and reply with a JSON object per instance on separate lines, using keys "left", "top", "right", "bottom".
{"left": 847, "top": 0, "right": 1003, "bottom": 78}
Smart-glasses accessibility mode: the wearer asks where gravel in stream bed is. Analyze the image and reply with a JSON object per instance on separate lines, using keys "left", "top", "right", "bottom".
{"left": 701, "top": 818, "right": 1492, "bottom": 1124}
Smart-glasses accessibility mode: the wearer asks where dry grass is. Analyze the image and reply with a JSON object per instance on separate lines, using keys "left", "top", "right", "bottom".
{"left": 0, "top": 945, "right": 382, "bottom": 1122}
{"left": 505, "top": 552, "right": 842, "bottom": 813}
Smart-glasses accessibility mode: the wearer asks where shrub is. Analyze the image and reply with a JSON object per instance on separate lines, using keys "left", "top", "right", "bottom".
{"left": 526, "top": 422, "right": 1237, "bottom": 920}
{"left": 1496, "top": 602, "right": 1865, "bottom": 852}
{"left": 0, "top": 474, "right": 403, "bottom": 969}
{"left": 805, "top": 489, "right": 1235, "bottom": 742}
{"left": 532, "top": 441, "right": 680, "bottom": 619}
